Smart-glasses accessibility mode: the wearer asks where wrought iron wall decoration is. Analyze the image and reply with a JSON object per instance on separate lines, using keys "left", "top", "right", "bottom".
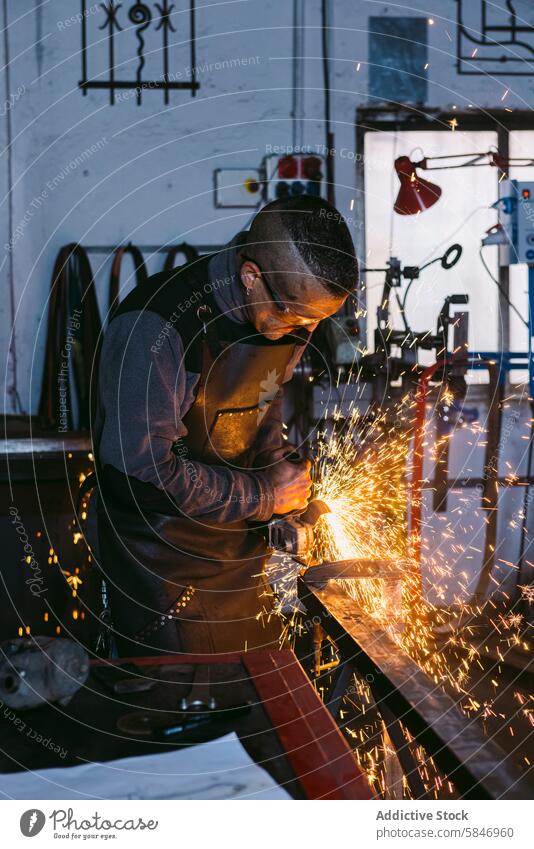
{"left": 457, "top": 0, "right": 534, "bottom": 76}
{"left": 79, "top": 1, "right": 199, "bottom": 104}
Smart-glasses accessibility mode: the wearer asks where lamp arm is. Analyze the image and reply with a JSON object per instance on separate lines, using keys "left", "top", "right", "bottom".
{"left": 417, "top": 152, "right": 533, "bottom": 171}
{"left": 418, "top": 151, "right": 489, "bottom": 162}
{"left": 417, "top": 153, "right": 491, "bottom": 170}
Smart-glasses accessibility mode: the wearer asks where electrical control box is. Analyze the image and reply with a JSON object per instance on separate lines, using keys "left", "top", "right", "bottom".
{"left": 498, "top": 179, "right": 534, "bottom": 265}
{"left": 516, "top": 182, "right": 534, "bottom": 264}
{"left": 324, "top": 316, "right": 361, "bottom": 366}
{"left": 264, "top": 153, "right": 326, "bottom": 202}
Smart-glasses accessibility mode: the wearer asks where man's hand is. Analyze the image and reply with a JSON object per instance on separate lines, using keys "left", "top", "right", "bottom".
{"left": 261, "top": 447, "right": 312, "bottom": 515}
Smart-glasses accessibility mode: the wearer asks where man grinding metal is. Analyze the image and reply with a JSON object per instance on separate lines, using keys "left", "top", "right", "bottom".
{"left": 90, "top": 195, "right": 358, "bottom": 656}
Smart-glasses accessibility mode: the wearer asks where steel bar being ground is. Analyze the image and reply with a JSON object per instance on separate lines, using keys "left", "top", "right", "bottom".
{"left": 298, "top": 569, "right": 532, "bottom": 800}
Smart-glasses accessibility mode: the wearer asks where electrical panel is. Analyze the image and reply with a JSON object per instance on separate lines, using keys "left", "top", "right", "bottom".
{"left": 264, "top": 153, "right": 326, "bottom": 202}
{"left": 214, "top": 168, "right": 262, "bottom": 208}
{"left": 516, "top": 182, "right": 534, "bottom": 264}
{"left": 214, "top": 154, "right": 326, "bottom": 208}
{"left": 324, "top": 316, "right": 361, "bottom": 366}
{"left": 498, "top": 180, "right": 534, "bottom": 265}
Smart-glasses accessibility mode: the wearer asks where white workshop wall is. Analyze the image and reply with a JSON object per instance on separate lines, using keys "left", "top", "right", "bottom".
{"left": 2, "top": 1, "right": 534, "bottom": 413}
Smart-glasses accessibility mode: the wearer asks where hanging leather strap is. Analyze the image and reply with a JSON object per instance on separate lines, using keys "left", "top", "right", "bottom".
{"left": 163, "top": 242, "right": 199, "bottom": 272}
{"left": 39, "top": 243, "right": 102, "bottom": 431}
{"left": 108, "top": 243, "right": 148, "bottom": 316}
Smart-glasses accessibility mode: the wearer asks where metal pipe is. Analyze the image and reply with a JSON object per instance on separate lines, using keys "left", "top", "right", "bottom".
{"left": 321, "top": 0, "right": 335, "bottom": 205}
{"left": 291, "top": 0, "right": 305, "bottom": 150}
{"left": 80, "top": 244, "right": 223, "bottom": 254}
{"left": 410, "top": 361, "right": 447, "bottom": 574}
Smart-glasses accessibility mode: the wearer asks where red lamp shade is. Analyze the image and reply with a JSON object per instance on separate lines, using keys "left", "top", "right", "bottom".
{"left": 393, "top": 156, "right": 442, "bottom": 215}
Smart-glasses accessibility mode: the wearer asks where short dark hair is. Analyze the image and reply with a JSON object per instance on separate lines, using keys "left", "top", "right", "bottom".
{"left": 256, "top": 195, "right": 358, "bottom": 297}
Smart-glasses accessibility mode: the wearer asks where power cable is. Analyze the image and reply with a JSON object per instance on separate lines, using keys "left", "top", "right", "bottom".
{"left": 479, "top": 246, "right": 528, "bottom": 329}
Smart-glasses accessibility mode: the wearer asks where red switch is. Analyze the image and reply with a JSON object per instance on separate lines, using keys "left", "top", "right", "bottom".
{"left": 302, "top": 156, "right": 323, "bottom": 180}
{"left": 278, "top": 156, "right": 298, "bottom": 179}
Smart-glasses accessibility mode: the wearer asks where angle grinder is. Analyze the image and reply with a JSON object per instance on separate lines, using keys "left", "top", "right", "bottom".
{"left": 263, "top": 450, "right": 331, "bottom": 564}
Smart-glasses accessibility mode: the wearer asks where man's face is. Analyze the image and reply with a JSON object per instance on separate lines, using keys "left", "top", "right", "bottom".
{"left": 238, "top": 257, "right": 347, "bottom": 341}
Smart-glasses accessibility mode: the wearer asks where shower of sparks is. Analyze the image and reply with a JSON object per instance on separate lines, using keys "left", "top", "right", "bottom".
{"left": 313, "top": 405, "right": 411, "bottom": 562}
{"left": 309, "top": 398, "right": 468, "bottom": 692}
{"left": 272, "top": 390, "right": 534, "bottom": 798}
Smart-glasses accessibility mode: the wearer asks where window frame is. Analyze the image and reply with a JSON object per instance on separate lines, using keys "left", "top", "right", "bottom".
{"left": 354, "top": 107, "right": 534, "bottom": 370}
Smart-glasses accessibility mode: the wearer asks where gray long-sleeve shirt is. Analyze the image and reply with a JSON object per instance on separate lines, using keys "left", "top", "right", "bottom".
{"left": 93, "top": 235, "right": 304, "bottom": 524}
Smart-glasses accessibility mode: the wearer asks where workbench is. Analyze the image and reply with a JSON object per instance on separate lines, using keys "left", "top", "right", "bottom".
{"left": 0, "top": 433, "right": 96, "bottom": 644}
{"left": 0, "top": 649, "right": 373, "bottom": 801}
{"left": 298, "top": 572, "right": 534, "bottom": 800}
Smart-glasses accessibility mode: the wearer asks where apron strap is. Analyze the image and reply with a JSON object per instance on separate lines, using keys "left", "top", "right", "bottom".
{"left": 132, "top": 585, "right": 196, "bottom": 644}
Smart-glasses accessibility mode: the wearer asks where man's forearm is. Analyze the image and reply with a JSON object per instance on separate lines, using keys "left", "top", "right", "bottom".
{"left": 153, "top": 439, "right": 275, "bottom": 522}
{"left": 96, "top": 311, "right": 276, "bottom": 523}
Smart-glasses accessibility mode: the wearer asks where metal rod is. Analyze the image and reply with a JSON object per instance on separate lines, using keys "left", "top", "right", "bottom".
{"left": 423, "top": 153, "right": 533, "bottom": 165}
{"left": 422, "top": 151, "right": 491, "bottom": 161}
{"left": 475, "top": 362, "right": 503, "bottom": 602}
{"left": 190, "top": 0, "right": 196, "bottom": 98}
{"left": 411, "top": 360, "right": 447, "bottom": 571}
{"left": 160, "top": 1, "right": 170, "bottom": 105}
{"left": 81, "top": 0, "right": 87, "bottom": 96}
{"left": 422, "top": 475, "right": 534, "bottom": 490}
{"left": 79, "top": 80, "right": 200, "bottom": 90}
{"left": 297, "top": 576, "right": 532, "bottom": 799}
{"left": 80, "top": 244, "right": 223, "bottom": 254}
{"left": 291, "top": 0, "right": 305, "bottom": 149}
{"left": 2, "top": 0, "right": 19, "bottom": 414}
{"left": 109, "top": 2, "right": 116, "bottom": 106}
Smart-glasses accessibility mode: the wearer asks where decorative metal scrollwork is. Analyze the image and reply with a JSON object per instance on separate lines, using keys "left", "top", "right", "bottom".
{"left": 79, "top": 0, "right": 199, "bottom": 105}
{"left": 457, "top": 0, "right": 534, "bottom": 76}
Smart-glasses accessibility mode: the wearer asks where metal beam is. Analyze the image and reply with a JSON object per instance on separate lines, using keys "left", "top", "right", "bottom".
{"left": 298, "top": 574, "right": 532, "bottom": 800}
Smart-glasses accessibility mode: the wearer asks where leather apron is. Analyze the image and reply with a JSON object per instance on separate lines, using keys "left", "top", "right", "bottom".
{"left": 93, "top": 256, "right": 302, "bottom": 657}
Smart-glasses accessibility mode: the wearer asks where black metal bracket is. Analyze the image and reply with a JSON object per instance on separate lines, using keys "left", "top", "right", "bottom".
{"left": 457, "top": 0, "right": 534, "bottom": 76}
